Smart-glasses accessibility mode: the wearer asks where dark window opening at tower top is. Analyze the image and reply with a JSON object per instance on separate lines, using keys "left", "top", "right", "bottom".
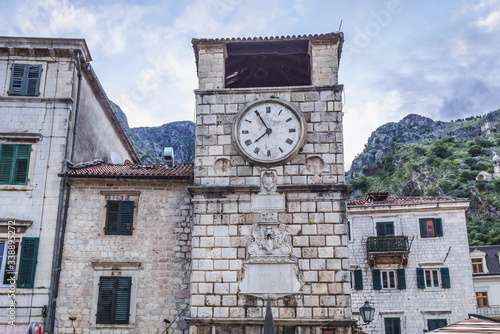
{"left": 225, "top": 40, "right": 311, "bottom": 88}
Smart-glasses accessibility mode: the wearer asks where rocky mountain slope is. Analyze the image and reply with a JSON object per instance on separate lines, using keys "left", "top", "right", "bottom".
{"left": 112, "top": 102, "right": 195, "bottom": 165}
{"left": 347, "top": 109, "right": 500, "bottom": 245}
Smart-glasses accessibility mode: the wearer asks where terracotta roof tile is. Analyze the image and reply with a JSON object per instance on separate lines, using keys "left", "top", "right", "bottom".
{"left": 192, "top": 32, "right": 343, "bottom": 45}
{"left": 65, "top": 163, "right": 193, "bottom": 179}
{"left": 347, "top": 196, "right": 468, "bottom": 207}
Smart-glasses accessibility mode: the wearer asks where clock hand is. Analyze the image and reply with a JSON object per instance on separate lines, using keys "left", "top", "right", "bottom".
{"left": 254, "top": 110, "right": 270, "bottom": 129}
{"left": 254, "top": 128, "right": 273, "bottom": 143}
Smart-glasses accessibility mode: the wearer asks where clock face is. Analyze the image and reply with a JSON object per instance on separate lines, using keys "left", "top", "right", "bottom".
{"left": 233, "top": 100, "right": 305, "bottom": 165}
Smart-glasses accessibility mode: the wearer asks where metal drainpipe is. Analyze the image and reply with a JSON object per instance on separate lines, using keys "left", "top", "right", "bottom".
{"left": 45, "top": 51, "right": 83, "bottom": 333}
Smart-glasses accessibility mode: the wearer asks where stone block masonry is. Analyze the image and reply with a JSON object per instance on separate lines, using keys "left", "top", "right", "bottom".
{"left": 56, "top": 179, "right": 192, "bottom": 334}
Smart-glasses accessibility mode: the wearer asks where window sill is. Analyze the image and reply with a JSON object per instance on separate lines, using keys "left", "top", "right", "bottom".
{"left": 0, "top": 185, "right": 33, "bottom": 191}
{"left": 93, "top": 324, "right": 136, "bottom": 329}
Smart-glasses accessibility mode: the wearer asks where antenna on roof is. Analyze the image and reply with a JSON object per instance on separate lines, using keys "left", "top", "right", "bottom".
{"left": 338, "top": 19, "right": 343, "bottom": 32}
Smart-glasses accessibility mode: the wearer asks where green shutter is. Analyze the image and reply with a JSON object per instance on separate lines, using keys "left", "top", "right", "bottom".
{"left": 347, "top": 221, "right": 351, "bottom": 241}
{"left": 119, "top": 201, "right": 134, "bottom": 235}
{"left": 441, "top": 267, "right": 450, "bottom": 288}
{"left": 0, "top": 144, "right": 31, "bottom": 185}
{"left": 419, "top": 218, "right": 428, "bottom": 238}
{"left": 385, "top": 318, "right": 401, "bottom": 334}
{"left": 435, "top": 218, "right": 443, "bottom": 237}
{"left": 0, "top": 144, "right": 15, "bottom": 184}
{"left": 8, "top": 64, "right": 41, "bottom": 96}
{"left": 397, "top": 269, "right": 406, "bottom": 289}
{"left": 417, "top": 268, "right": 425, "bottom": 288}
{"left": 97, "top": 277, "right": 114, "bottom": 323}
{"left": 9, "top": 64, "right": 27, "bottom": 95}
{"left": 372, "top": 269, "right": 381, "bottom": 290}
{"left": 105, "top": 201, "right": 134, "bottom": 235}
{"left": 428, "top": 319, "right": 447, "bottom": 331}
{"left": 26, "top": 65, "right": 42, "bottom": 96}
{"left": 354, "top": 269, "right": 363, "bottom": 290}
{"left": 97, "top": 276, "right": 131, "bottom": 324}
{"left": 17, "top": 237, "right": 39, "bottom": 288}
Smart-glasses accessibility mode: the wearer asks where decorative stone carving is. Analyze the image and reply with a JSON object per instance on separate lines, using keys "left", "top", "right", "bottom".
{"left": 248, "top": 224, "right": 292, "bottom": 256}
{"left": 261, "top": 169, "right": 277, "bottom": 193}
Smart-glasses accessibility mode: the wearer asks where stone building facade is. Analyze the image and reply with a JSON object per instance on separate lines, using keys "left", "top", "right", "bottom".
{"left": 188, "top": 33, "right": 354, "bottom": 334}
{"left": 55, "top": 164, "right": 193, "bottom": 333}
{"left": 0, "top": 37, "right": 139, "bottom": 333}
{"left": 469, "top": 245, "right": 500, "bottom": 319}
{"left": 347, "top": 193, "right": 476, "bottom": 333}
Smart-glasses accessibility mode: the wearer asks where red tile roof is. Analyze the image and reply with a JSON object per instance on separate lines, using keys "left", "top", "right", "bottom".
{"left": 65, "top": 163, "right": 193, "bottom": 179}
{"left": 192, "top": 32, "right": 343, "bottom": 45}
{"left": 347, "top": 196, "right": 468, "bottom": 207}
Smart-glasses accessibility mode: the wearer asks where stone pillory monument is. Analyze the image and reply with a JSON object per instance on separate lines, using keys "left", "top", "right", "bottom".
{"left": 188, "top": 33, "right": 353, "bottom": 333}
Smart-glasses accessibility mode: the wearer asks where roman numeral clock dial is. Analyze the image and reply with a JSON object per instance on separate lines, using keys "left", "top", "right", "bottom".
{"left": 233, "top": 100, "right": 306, "bottom": 166}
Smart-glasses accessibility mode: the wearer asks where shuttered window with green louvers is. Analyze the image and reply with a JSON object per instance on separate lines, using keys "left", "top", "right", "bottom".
{"left": 97, "top": 276, "right": 132, "bottom": 324}
{"left": 0, "top": 144, "right": 31, "bottom": 185}
{"left": 17, "top": 237, "right": 39, "bottom": 288}
{"left": 105, "top": 201, "right": 134, "bottom": 235}
{"left": 8, "top": 64, "right": 42, "bottom": 96}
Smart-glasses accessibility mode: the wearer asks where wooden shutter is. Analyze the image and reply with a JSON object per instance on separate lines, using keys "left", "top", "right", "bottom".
{"left": 114, "top": 277, "right": 132, "bottom": 323}
{"left": 419, "top": 218, "right": 428, "bottom": 238}
{"left": 354, "top": 269, "right": 363, "bottom": 290}
{"left": 434, "top": 218, "right": 443, "bottom": 237}
{"left": 0, "top": 144, "right": 15, "bottom": 184}
{"left": 97, "top": 277, "right": 114, "bottom": 323}
{"left": 372, "top": 269, "right": 381, "bottom": 290}
{"left": 441, "top": 267, "right": 450, "bottom": 288}
{"left": 119, "top": 201, "right": 134, "bottom": 235}
{"left": 13, "top": 144, "right": 31, "bottom": 184}
{"left": 385, "top": 318, "right": 401, "bottom": 334}
{"left": 428, "top": 319, "right": 447, "bottom": 331}
{"left": 9, "top": 64, "right": 26, "bottom": 95}
{"left": 97, "top": 276, "right": 131, "bottom": 324}
{"left": 417, "top": 268, "right": 425, "bottom": 288}
{"left": 347, "top": 221, "right": 351, "bottom": 241}
{"left": 105, "top": 201, "right": 119, "bottom": 234}
{"left": 17, "top": 237, "right": 39, "bottom": 288}
{"left": 397, "top": 269, "right": 406, "bottom": 289}
{"left": 26, "top": 65, "right": 42, "bottom": 96}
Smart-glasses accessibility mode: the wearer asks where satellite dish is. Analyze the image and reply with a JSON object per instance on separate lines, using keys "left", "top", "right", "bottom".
{"left": 110, "top": 152, "right": 124, "bottom": 164}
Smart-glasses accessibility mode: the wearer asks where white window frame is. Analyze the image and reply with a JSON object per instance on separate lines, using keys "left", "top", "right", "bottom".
{"left": 381, "top": 270, "right": 397, "bottom": 289}
{"left": 0, "top": 240, "right": 20, "bottom": 287}
{"left": 424, "top": 269, "right": 440, "bottom": 288}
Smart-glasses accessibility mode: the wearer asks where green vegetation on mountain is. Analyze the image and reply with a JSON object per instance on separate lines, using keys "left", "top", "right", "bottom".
{"left": 347, "top": 110, "right": 500, "bottom": 246}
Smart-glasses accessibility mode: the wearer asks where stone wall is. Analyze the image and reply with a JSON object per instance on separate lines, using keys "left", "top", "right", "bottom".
{"left": 56, "top": 178, "right": 192, "bottom": 334}
{"left": 348, "top": 202, "right": 476, "bottom": 333}
{"left": 193, "top": 86, "right": 345, "bottom": 187}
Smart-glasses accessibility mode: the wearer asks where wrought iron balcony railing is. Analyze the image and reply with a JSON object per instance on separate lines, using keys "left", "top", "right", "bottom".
{"left": 367, "top": 236, "right": 409, "bottom": 253}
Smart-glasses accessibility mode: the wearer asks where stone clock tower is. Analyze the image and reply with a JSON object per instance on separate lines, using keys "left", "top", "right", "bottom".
{"left": 188, "top": 33, "right": 354, "bottom": 334}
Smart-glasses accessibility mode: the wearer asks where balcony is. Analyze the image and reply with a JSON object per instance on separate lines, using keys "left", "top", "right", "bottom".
{"left": 477, "top": 306, "right": 500, "bottom": 319}
{"left": 366, "top": 236, "right": 409, "bottom": 266}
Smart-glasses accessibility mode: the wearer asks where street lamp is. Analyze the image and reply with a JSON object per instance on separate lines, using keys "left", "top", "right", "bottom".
{"left": 359, "top": 300, "right": 375, "bottom": 324}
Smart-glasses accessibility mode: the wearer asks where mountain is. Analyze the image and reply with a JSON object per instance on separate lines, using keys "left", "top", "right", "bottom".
{"left": 111, "top": 102, "right": 195, "bottom": 165}
{"left": 347, "top": 109, "right": 500, "bottom": 246}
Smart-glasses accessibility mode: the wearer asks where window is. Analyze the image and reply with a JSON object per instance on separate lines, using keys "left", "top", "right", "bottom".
{"left": 0, "top": 144, "right": 31, "bottom": 185}
{"left": 376, "top": 222, "right": 394, "bottom": 236}
{"left": 472, "top": 258, "right": 484, "bottom": 274}
{"left": 417, "top": 268, "right": 450, "bottom": 289}
{"left": 97, "top": 276, "right": 132, "bottom": 324}
{"left": 0, "top": 238, "right": 39, "bottom": 288}
{"left": 105, "top": 201, "right": 134, "bottom": 235}
{"left": 419, "top": 218, "right": 443, "bottom": 238}
{"left": 347, "top": 221, "right": 351, "bottom": 241}
{"left": 372, "top": 269, "right": 405, "bottom": 290}
{"left": 384, "top": 317, "right": 401, "bottom": 334}
{"left": 8, "top": 64, "right": 42, "bottom": 96}
{"left": 476, "top": 292, "right": 489, "bottom": 307}
{"left": 428, "top": 319, "right": 447, "bottom": 330}
{"left": 0, "top": 241, "right": 18, "bottom": 285}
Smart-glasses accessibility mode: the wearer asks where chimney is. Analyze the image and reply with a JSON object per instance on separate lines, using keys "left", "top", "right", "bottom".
{"left": 163, "top": 147, "right": 174, "bottom": 169}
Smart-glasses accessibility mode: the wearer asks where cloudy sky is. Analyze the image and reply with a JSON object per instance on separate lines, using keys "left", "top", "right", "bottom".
{"left": 1, "top": 0, "right": 499, "bottom": 168}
